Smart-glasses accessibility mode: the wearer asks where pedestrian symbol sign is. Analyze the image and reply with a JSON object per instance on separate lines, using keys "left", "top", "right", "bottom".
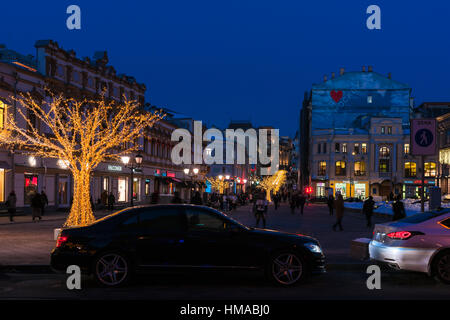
{"left": 410, "top": 119, "right": 436, "bottom": 155}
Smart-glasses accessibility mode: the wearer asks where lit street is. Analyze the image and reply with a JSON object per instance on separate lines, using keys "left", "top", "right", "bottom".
{"left": 1, "top": 203, "right": 449, "bottom": 300}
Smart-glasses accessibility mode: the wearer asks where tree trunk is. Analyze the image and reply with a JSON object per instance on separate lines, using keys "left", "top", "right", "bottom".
{"left": 64, "top": 169, "right": 95, "bottom": 227}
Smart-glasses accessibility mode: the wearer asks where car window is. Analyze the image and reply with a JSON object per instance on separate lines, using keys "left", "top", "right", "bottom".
{"left": 120, "top": 213, "right": 139, "bottom": 230}
{"left": 139, "top": 207, "right": 186, "bottom": 233}
{"left": 185, "top": 208, "right": 227, "bottom": 232}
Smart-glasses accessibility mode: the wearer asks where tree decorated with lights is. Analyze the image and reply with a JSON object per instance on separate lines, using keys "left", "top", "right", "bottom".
{"left": 257, "top": 170, "right": 287, "bottom": 202}
{"left": 206, "top": 176, "right": 228, "bottom": 194}
{"left": 0, "top": 91, "right": 163, "bottom": 227}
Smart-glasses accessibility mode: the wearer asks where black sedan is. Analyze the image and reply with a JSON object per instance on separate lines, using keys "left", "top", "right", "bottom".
{"left": 51, "top": 204, "right": 326, "bottom": 287}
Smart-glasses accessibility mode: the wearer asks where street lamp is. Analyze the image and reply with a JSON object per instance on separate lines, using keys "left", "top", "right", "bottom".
{"left": 121, "top": 153, "right": 143, "bottom": 207}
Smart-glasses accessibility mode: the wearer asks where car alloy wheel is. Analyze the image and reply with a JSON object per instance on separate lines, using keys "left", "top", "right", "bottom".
{"left": 271, "top": 252, "right": 304, "bottom": 286}
{"left": 95, "top": 253, "right": 129, "bottom": 287}
{"left": 435, "top": 252, "right": 450, "bottom": 284}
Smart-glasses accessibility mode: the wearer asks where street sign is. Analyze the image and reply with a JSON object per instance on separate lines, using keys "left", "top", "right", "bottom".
{"left": 410, "top": 118, "right": 437, "bottom": 156}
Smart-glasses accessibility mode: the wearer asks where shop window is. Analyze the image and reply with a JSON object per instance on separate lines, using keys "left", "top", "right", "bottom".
{"left": 118, "top": 177, "right": 128, "bottom": 202}
{"left": 318, "top": 161, "right": 326, "bottom": 176}
{"left": 335, "top": 161, "right": 346, "bottom": 176}
{"left": 424, "top": 162, "right": 436, "bottom": 177}
{"left": 404, "top": 162, "right": 416, "bottom": 177}
{"left": 24, "top": 174, "right": 38, "bottom": 205}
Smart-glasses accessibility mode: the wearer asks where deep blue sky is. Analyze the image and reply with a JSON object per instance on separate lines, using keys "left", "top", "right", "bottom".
{"left": 2, "top": 0, "right": 450, "bottom": 136}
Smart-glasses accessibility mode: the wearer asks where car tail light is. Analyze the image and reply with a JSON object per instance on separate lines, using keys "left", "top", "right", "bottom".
{"left": 386, "top": 231, "right": 423, "bottom": 240}
{"left": 56, "top": 235, "right": 69, "bottom": 247}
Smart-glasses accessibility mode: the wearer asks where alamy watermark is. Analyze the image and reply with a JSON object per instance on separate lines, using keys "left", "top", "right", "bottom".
{"left": 171, "top": 121, "right": 279, "bottom": 175}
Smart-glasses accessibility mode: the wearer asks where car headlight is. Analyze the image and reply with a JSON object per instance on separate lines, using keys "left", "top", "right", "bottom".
{"left": 305, "top": 242, "right": 322, "bottom": 253}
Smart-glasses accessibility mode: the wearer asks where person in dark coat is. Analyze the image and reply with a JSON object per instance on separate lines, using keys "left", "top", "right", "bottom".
{"left": 31, "top": 192, "right": 42, "bottom": 222}
{"left": 6, "top": 191, "right": 17, "bottom": 222}
{"left": 40, "top": 190, "right": 48, "bottom": 216}
{"left": 392, "top": 195, "right": 406, "bottom": 221}
{"left": 253, "top": 194, "right": 268, "bottom": 228}
{"left": 327, "top": 194, "right": 334, "bottom": 215}
{"left": 298, "top": 193, "right": 306, "bottom": 215}
{"left": 289, "top": 195, "right": 296, "bottom": 214}
{"left": 191, "top": 191, "right": 203, "bottom": 205}
{"left": 362, "top": 196, "right": 375, "bottom": 227}
{"left": 108, "top": 192, "right": 115, "bottom": 210}
{"left": 273, "top": 193, "right": 280, "bottom": 210}
{"left": 332, "top": 193, "right": 345, "bottom": 231}
{"left": 172, "top": 191, "right": 182, "bottom": 203}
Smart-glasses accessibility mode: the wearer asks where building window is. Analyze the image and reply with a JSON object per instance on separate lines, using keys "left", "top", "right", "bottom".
{"left": 388, "top": 126, "right": 392, "bottom": 135}
{"left": 354, "top": 161, "right": 366, "bottom": 176}
{"left": 367, "top": 96, "right": 372, "bottom": 103}
{"left": 335, "top": 143, "right": 340, "bottom": 153}
{"left": 362, "top": 143, "right": 367, "bottom": 154}
{"left": 318, "top": 161, "right": 327, "bottom": 176}
{"left": 342, "top": 143, "right": 347, "bottom": 153}
{"left": 0, "top": 101, "right": 6, "bottom": 130}
{"left": 317, "top": 143, "right": 321, "bottom": 154}
{"left": 404, "top": 162, "right": 416, "bottom": 177}
{"left": 381, "top": 126, "right": 385, "bottom": 134}
{"left": 335, "top": 161, "right": 346, "bottom": 176}
{"left": 379, "top": 159, "right": 389, "bottom": 173}
{"left": 354, "top": 143, "right": 360, "bottom": 155}
{"left": 446, "top": 129, "right": 450, "bottom": 144}
{"left": 0, "top": 168, "right": 4, "bottom": 202}
{"left": 379, "top": 147, "right": 390, "bottom": 158}
{"left": 404, "top": 144, "right": 410, "bottom": 154}
{"left": 424, "top": 162, "right": 436, "bottom": 177}
{"left": 323, "top": 142, "right": 327, "bottom": 154}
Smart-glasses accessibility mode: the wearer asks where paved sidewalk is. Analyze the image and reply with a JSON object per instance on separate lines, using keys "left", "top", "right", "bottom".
{"left": 0, "top": 203, "right": 391, "bottom": 267}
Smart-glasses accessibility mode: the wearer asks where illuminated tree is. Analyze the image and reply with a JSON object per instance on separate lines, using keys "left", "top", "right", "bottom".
{"left": 0, "top": 91, "right": 163, "bottom": 227}
{"left": 206, "top": 177, "right": 228, "bottom": 194}
{"left": 257, "top": 170, "right": 287, "bottom": 201}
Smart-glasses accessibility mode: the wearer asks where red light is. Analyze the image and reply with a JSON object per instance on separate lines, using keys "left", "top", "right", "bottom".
{"left": 387, "top": 231, "right": 412, "bottom": 240}
{"left": 56, "top": 235, "right": 69, "bottom": 247}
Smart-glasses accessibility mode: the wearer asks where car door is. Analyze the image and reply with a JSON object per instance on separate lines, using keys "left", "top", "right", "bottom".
{"left": 135, "top": 206, "right": 187, "bottom": 266}
{"left": 183, "top": 207, "right": 254, "bottom": 268}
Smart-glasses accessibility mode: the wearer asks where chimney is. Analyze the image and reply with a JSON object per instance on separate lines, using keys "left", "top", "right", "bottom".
{"left": 388, "top": 72, "right": 392, "bottom": 79}
{"left": 362, "top": 66, "right": 366, "bottom": 72}
{"left": 368, "top": 65, "right": 373, "bottom": 72}
{"left": 340, "top": 68, "right": 345, "bottom": 76}
{"left": 324, "top": 75, "right": 328, "bottom": 82}
{"left": 331, "top": 72, "right": 335, "bottom": 79}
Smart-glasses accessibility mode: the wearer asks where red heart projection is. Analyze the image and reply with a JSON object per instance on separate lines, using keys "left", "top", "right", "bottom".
{"left": 330, "top": 90, "right": 343, "bottom": 103}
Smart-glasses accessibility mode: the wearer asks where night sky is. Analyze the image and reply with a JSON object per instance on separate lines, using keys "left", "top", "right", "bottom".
{"left": 3, "top": 0, "right": 450, "bottom": 136}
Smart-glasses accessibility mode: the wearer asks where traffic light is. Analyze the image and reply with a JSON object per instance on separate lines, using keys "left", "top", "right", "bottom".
{"left": 304, "top": 186, "right": 313, "bottom": 194}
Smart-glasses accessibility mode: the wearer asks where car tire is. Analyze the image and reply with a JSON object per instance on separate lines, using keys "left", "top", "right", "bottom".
{"left": 432, "top": 250, "right": 450, "bottom": 285}
{"left": 93, "top": 251, "right": 132, "bottom": 287}
{"left": 266, "top": 251, "right": 308, "bottom": 286}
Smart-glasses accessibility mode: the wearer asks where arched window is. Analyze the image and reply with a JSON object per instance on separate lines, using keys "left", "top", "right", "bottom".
{"left": 404, "top": 162, "right": 416, "bottom": 177}
{"left": 379, "top": 147, "right": 390, "bottom": 158}
{"left": 424, "top": 162, "right": 436, "bottom": 177}
{"left": 354, "top": 161, "right": 366, "bottom": 176}
{"left": 335, "top": 161, "right": 346, "bottom": 176}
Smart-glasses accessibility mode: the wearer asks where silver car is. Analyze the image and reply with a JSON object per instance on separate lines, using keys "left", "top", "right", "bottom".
{"left": 369, "top": 208, "right": 450, "bottom": 284}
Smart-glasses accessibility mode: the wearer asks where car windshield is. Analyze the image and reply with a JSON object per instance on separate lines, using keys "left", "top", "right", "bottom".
{"left": 398, "top": 209, "right": 449, "bottom": 224}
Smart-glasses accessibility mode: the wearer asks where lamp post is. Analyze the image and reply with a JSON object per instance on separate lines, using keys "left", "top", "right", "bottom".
{"left": 121, "top": 153, "right": 143, "bottom": 207}
{"left": 184, "top": 167, "right": 200, "bottom": 198}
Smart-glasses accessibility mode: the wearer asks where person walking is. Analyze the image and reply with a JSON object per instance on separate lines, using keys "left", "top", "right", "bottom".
{"left": 108, "top": 192, "right": 115, "bottom": 211}
{"left": 362, "top": 195, "right": 375, "bottom": 228}
{"left": 327, "top": 194, "right": 334, "bottom": 216}
{"left": 332, "top": 193, "right": 345, "bottom": 231}
{"left": 298, "top": 192, "right": 306, "bottom": 215}
{"left": 253, "top": 194, "right": 268, "bottom": 228}
{"left": 40, "top": 190, "right": 48, "bottom": 216}
{"left": 6, "top": 191, "right": 17, "bottom": 222}
{"left": 392, "top": 195, "right": 406, "bottom": 221}
{"left": 289, "top": 194, "right": 296, "bottom": 214}
{"left": 31, "top": 192, "right": 42, "bottom": 222}
{"left": 273, "top": 193, "right": 280, "bottom": 210}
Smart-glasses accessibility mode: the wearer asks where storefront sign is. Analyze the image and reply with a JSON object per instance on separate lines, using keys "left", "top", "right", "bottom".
{"left": 108, "top": 165, "right": 122, "bottom": 172}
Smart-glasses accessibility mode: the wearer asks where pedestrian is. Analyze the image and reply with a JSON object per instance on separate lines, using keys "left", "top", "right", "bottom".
{"left": 392, "top": 195, "right": 406, "bottom": 221}
{"left": 108, "top": 192, "right": 115, "bottom": 210}
{"left": 31, "top": 192, "right": 42, "bottom": 222}
{"left": 253, "top": 194, "right": 268, "bottom": 228}
{"left": 327, "top": 194, "right": 334, "bottom": 215}
{"left": 172, "top": 191, "right": 182, "bottom": 204}
{"left": 362, "top": 196, "right": 375, "bottom": 228}
{"left": 191, "top": 191, "right": 203, "bottom": 205}
{"left": 332, "top": 193, "right": 345, "bottom": 231}
{"left": 289, "top": 195, "right": 296, "bottom": 214}
{"left": 40, "top": 190, "right": 48, "bottom": 216}
{"left": 273, "top": 193, "right": 280, "bottom": 210}
{"left": 298, "top": 192, "right": 306, "bottom": 215}
{"left": 6, "top": 190, "right": 17, "bottom": 222}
